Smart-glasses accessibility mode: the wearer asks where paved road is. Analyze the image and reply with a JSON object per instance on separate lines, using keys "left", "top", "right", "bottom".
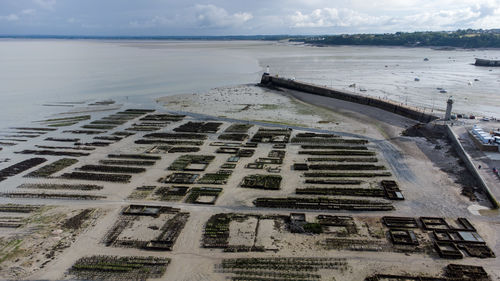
{"left": 454, "top": 126, "right": 500, "bottom": 201}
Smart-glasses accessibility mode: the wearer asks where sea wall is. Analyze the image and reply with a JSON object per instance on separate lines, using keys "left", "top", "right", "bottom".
{"left": 446, "top": 125, "right": 499, "bottom": 209}
{"left": 261, "top": 74, "right": 439, "bottom": 123}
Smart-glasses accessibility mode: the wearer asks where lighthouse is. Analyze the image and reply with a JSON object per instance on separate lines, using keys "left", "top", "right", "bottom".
{"left": 264, "top": 65, "right": 270, "bottom": 75}
{"left": 445, "top": 96, "right": 454, "bottom": 121}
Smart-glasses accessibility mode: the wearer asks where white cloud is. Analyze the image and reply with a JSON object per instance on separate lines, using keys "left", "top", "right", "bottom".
{"left": 0, "top": 14, "right": 20, "bottom": 21}
{"left": 128, "top": 4, "right": 253, "bottom": 30}
{"left": 34, "top": 0, "right": 56, "bottom": 11}
{"left": 21, "top": 9, "right": 36, "bottom": 15}
{"left": 2, "top": 0, "right": 500, "bottom": 35}
{"left": 194, "top": 4, "right": 253, "bottom": 28}
{"left": 129, "top": 16, "right": 175, "bottom": 28}
{"left": 0, "top": 9, "right": 36, "bottom": 22}
{"left": 289, "top": 8, "right": 388, "bottom": 28}
{"left": 287, "top": 2, "right": 500, "bottom": 32}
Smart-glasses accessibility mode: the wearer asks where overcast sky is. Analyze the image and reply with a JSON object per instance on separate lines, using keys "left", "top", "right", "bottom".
{"left": 1, "top": 0, "right": 500, "bottom": 36}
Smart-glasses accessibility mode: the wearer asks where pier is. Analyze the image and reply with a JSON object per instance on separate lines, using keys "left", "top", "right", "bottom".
{"left": 261, "top": 74, "right": 439, "bottom": 123}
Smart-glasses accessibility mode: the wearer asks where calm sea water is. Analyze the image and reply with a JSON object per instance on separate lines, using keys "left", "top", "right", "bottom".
{"left": 0, "top": 39, "right": 500, "bottom": 127}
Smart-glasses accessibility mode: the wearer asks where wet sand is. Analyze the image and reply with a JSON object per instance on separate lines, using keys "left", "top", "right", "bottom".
{"left": 0, "top": 83, "right": 498, "bottom": 280}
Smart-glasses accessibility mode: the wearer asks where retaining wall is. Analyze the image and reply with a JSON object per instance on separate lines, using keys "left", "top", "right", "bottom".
{"left": 445, "top": 125, "right": 499, "bottom": 209}
{"left": 261, "top": 74, "right": 439, "bottom": 123}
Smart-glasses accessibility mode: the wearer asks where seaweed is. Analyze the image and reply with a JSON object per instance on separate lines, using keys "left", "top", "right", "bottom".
{"left": 296, "top": 187, "right": 385, "bottom": 197}
{"left": 108, "top": 154, "right": 161, "bottom": 160}
{"left": 135, "top": 139, "right": 204, "bottom": 146}
{"left": 251, "top": 128, "right": 292, "bottom": 143}
{"left": 174, "top": 121, "right": 222, "bottom": 133}
{"left": 154, "top": 186, "right": 189, "bottom": 201}
{"left": 224, "top": 123, "right": 253, "bottom": 133}
{"left": 295, "top": 133, "right": 339, "bottom": 138}
{"left": 161, "top": 173, "right": 199, "bottom": 184}
{"left": 0, "top": 192, "right": 105, "bottom": 200}
{"left": 299, "top": 150, "right": 375, "bottom": 156}
{"left": 112, "top": 131, "right": 135, "bottom": 136}
{"left": 218, "top": 134, "right": 249, "bottom": 141}
{"left": 61, "top": 172, "right": 132, "bottom": 183}
{"left": 35, "top": 115, "right": 91, "bottom": 126}
{"left": 0, "top": 158, "right": 47, "bottom": 182}
{"left": 0, "top": 204, "right": 40, "bottom": 213}
{"left": 74, "top": 141, "right": 112, "bottom": 147}
{"left": 241, "top": 175, "right": 282, "bottom": 190}
{"left": 304, "top": 172, "right": 391, "bottom": 177}
{"left": 203, "top": 213, "right": 233, "bottom": 248}
{"left": 301, "top": 145, "right": 368, "bottom": 150}
{"left": 307, "top": 164, "right": 386, "bottom": 170}
{"left": 78, "top": 165, "right": 146, "bottom": 174}
{"left": 15, "top": 150, "right": 90, "bottom": 157}
{"left": 81, "top": 124, "right": 116, "bottom": 130}
{"left": 307, "top": 157, "right": 378, "bottom": 162}
{"left": 63, "top": 130, "right": 105, "bottom": 135}
{"left": 35, "top": 145, "right": 95, "bottom": 151}
{"left": 197, "top": 173, "right": 231, "bottom": 185}
{"left": 292, "top": 138, "right": 368, "bottom": 144}
{"left": 94, "top": 136, "right": 123, "bottom": 141}
{"left": 17, "top": 183, "right": 103, "bottom": 191}
{"left": 168, "top": 155, "right": 215, "bottom": 171}
{"left": 140, "top": 113, "right": 185, "bottom": 121}
{"left": 90, "top": 120, "right": 127, "bottom": 125}
{"left": 167, "top": 147, "right": 200, "bottom": 153}
{"left": 25, "top": 158, "right": 78, "bottom": 178}
{"left": 254, "top": 197, "right": 394, "bottom": 211}
{"left": 45, "top": 137, "right": 80, "bottom": 142}
{"left": 69, "top": 255, "right": 170, "bottom": 280}
{"left": 185, "top": 187, "right": 222, "bottom": 204}
{"left": 305, "top": 179, "right": 363, "bottom": 185}
{"left": 63, "top": 209, "right": 94, "bottom": 230}
{"left": 99, "top": 160, "right": 155, "bottom": 166}
{"left": 143, "top": 133, "right": 207, "bottom": 140}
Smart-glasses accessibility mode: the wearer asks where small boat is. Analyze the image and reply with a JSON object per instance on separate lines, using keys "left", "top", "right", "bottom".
{"left": 414, "top": 78, "right": 420, "bottom": 82}
{"left": 440, "top": 89, "right": 447, "bottom": 94}
{"left": 424, "top": 58, "right": 429, "bottom": 61}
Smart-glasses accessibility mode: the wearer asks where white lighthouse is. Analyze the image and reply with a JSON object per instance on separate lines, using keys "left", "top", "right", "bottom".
{"left": 265, "top": 65, "right": 270, "bottom": 75}
{"left": 445, "top": 96, "right": 454, "bottom": 121}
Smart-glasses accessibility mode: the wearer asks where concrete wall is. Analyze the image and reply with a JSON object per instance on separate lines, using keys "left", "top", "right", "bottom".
{"left": 446, "top": 125, "right": 499, "bottom": 209}
{"left": 261, "top": 74, "right": 439, "bottom": 123}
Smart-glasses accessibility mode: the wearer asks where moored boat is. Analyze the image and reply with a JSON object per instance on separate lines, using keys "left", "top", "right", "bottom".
{"left": 475, "top": 58, "right": 500, "bottom": 66}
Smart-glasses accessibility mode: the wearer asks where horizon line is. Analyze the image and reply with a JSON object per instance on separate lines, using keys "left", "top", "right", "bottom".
{"left": 0, "top": 29, "right": 496, "bottom": 40}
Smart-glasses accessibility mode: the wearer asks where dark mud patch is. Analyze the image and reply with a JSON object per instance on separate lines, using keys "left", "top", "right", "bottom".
{"left": 63, "top": 209, "right": 94, "bottom": 230}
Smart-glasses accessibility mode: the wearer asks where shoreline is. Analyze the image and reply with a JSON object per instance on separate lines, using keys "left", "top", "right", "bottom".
{"left": 2, "top": 36, "right": 500, "bottom": 51}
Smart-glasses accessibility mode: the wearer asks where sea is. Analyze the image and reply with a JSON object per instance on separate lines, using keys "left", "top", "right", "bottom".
{"left": 1, "top": 39, "right": 500, "bottom": 127}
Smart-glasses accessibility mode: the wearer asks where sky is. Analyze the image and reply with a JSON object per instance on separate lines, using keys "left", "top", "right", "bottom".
{"left": 1, "top": 0, "right": 500, "bottom": 36}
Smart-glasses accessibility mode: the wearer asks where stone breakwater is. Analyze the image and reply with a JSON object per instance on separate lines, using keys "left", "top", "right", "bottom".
{"left": 261, "top": 74, "right": 439, "bottom": 123}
